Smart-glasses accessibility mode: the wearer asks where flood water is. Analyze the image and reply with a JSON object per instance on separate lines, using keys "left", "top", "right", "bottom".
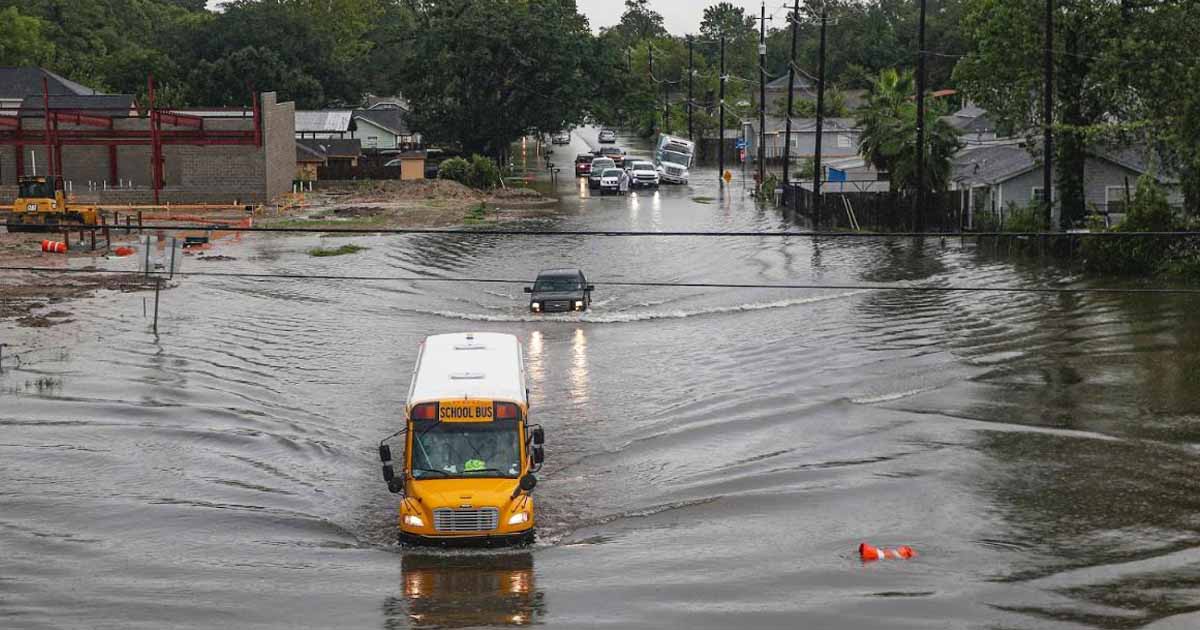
{"left": 3, "top": 130, "right": 1200, "bottom": 629}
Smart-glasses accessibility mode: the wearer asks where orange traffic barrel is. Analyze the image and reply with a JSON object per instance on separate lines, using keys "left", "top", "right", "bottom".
{"left": 41, "top": 240, "right": 68, "bottom": 254}
{"left": 859, "top": 543, "right": 916, "bottom": 562}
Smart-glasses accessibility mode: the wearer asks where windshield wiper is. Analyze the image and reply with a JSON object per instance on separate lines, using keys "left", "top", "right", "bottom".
{"left": 410, "top": 467, "right": 451, "bottom": 478}
{"left": 461, "top": 468, "right": 509, "bottom": 475}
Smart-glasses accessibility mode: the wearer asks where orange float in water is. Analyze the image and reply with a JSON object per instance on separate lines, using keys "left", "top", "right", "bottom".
{"left": 859, "top": 543, "right": 916, "bottom": 562}
{"left": 112, "top": 247, "right": 135, "bottom": 257}
{"left": 40, "top": 240, "right": 67, "bottom": 254}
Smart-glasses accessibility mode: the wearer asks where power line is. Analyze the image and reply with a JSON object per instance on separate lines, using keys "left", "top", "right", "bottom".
{"left": 2, "top": 266, "right": 1200, "bottom": 296}
{"left": 8, "top": 223, "right": 1200, "bottom": 239}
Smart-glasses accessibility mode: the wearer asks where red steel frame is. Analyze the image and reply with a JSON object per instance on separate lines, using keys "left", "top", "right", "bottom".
{"left": 0, "top": 76, "right": 262, "bottom": 204}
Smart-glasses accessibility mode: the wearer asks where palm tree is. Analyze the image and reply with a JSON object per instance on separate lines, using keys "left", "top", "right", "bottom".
{"left": 856, "top": 68, "right": 962, "bottom": 195}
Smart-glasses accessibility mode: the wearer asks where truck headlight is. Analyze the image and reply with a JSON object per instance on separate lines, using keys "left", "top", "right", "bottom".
{"left": 531, "top": 302, "right": 541, "bottom": 311}
{"left": 403, "top": 514, "right": 425, "bottom": 528}
{"left": 573, "top": 300, "right": 584, "bottom": 310}
{"left": 507, "top": 512, "right": 530, "bottom": 525}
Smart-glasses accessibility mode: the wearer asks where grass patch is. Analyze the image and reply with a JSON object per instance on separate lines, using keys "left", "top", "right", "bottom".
{"left": 308, "top": 244, "right": 368, "bottom": 257}
{"left": 464, "top": 203, "right": 490, "bottom": 225}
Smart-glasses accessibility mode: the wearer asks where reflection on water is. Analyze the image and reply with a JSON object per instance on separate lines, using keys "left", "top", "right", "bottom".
{"left": 384, "top": 552, "right": 545, "bottom": 629}
{"left": 569, "top": 328, "right": 589, "bottom": 404}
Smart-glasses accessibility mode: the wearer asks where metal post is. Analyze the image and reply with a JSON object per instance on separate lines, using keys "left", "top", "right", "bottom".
{"left": 915, "top": 0, "right": 928, "bottom": 232}
{"left": 687, "top": 36, "right": 694, "bottom": 141}
{"left": 1044, "top": 0, "right": 1055, "bottom": 229}
{"left": 153, "top": 278, "right": 161, "bottom": 334}
{"left": 169, "top": 236, "right": 176, "bottom": 280}
{"left": 757, "top": 2, "right": 768, "bottom": 187}
{"left": 813, "top": 4, "right": 828, "bottom": 227}
{"left": 143, "top": 235, "right": 150, "bottom": 278}
{"left": 782, "top": 0, "right": 800, "bottom": 191}
{"left": 719, "top": 36, "right": 727, "bottom": 186}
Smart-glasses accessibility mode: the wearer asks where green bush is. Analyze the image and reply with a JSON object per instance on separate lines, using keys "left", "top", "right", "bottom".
{"left": 1081, "top": 175, "right": 1184, "bottom": 276}
{"left": 467, "top": 154, "right": 501, "bottom": 190}
{"left": 437, "top": 157, "right": 471, "bottom": 184}
{"left": 1002, "top": 202, "right": 1045, "bottom": 233}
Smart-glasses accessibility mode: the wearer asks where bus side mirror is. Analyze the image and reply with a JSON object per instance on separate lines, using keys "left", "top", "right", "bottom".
{"left": 387, "top": 477, "right": 404, "bottom": 494}
{"left": 382, "top": 464, "right": 395, "bottom": 482}
{"left": 379, "top": 444, "right": 392, "bottom": 462}
{"left": 532, "top": 446, "right": 545, "bottom": 465}
{"left": 523, "top": 287, "right": 533, "bottom": 293}
{"left": 532, "top": 427, "right": 545, "bottom": 445}
{"left": 520, "top": 474, "right": 537, "bottom": 492}
{"left": 586, "top": 285, "right": 595, "bottom": 292}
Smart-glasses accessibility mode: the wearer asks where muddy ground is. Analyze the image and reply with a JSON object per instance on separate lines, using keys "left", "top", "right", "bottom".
{"left": 1, "top": 180, "right": 558, "bottom": 326}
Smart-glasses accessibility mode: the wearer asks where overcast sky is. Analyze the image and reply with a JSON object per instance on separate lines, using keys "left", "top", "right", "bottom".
{"left": 577, "top": 1, "right": 770, "bottom": 35}
{"left": 205, "top": 1, "right": 772, "bottom": 35}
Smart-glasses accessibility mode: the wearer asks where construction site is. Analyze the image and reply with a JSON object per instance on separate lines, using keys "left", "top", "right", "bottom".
{"left": 0, "top": 70, "right": 296, "bottom": 223}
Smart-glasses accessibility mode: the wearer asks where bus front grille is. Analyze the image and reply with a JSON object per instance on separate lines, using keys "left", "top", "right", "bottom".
{"left": 433, "top": 508, "right": 499, "bottom": 532}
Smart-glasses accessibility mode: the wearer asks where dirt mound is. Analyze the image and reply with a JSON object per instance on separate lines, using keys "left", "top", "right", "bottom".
{"left": 491, "top": 187, "right": 545, "bottom": 200}
{"left": 323, "top": 179, "right": 483, "bottom": 201}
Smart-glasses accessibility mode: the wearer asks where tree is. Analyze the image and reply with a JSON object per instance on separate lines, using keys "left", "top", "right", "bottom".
{"left": 857, "top": 68, "right": 962, "bottom": 195}
{"left": 395, "top": 0, "right": 598, "bottom": 156}
{"left": 604, "top": 0, "right": 666, "bottom": 46}
{"left": 0, "top": 7, "right": 54, "bottom": 67}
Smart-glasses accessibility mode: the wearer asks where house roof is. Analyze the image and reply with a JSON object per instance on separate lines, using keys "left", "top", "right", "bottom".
{"left": 297, "top": 138, "right": 361, "bottom": 159}
{"left": 761, "top": 116, "right": 859, "bottom": 135}
{"left": 0, "top": 67, "right": 98, "bottom": 101}
{"left": 296, "top": 141, "right": 327, "bottom": 163}
{"left": 353, "top": 108, "right": 412, "bottom": 136}
{"left": 942, "top": 104, "right": 997, "bottom": 135}
{"left": 954, "top": 143, "right": 1176, "bottom": 186}
{"left": 953, "top": 145, "right": 1038, "bottom": 185}
{"left": 295, "top": 110, "right": 353, "bottom": 133}
{"left": 18, "top": 94, "right": 137, "bottom": 118}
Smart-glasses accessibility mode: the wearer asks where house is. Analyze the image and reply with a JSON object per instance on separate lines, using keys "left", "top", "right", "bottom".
{"left": 294, "top": 108, "right": 421, "bottom": 152}
{"left": 296, "top": 142, "right": 326, "bottom": 182}
{"left": 296, "top": 138, "right": 362, "bottom": 179}
{"left": 952, "top": 143, "right": 1183, "bottom": 227}
{"left": 0, "top": 67, "right": 99, "bottom": 113}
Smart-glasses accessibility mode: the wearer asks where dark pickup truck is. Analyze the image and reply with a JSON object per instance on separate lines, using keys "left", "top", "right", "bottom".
{"left": 525, "top": 269, "right": 594, "bottom": 313}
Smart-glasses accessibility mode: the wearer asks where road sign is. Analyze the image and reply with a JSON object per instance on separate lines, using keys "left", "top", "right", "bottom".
{"left": 735, "top": 139, "right": 747, "bottom": 149}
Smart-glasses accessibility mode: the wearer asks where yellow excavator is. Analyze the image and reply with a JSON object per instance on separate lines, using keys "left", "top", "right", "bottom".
{"left": 4, "top": 175, "right": 100, "bottom": 232}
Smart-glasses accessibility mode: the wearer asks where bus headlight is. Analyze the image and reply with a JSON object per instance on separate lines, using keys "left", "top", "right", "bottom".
{"left": 507, "top": 511, "right": 530, "bottom": 525}
{"left": 573, "top": 300, "right": 584, "bottom": 310}
{"left": 531, "top": 302, "right": 541, "bottom": 311}
{"left": 403, "top": 514, "right": 425, "bottom": 528}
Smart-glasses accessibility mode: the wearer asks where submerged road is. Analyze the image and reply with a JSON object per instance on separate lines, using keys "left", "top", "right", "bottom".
{"left": 2, "top": 129, "right": 1200, "bottom": 629}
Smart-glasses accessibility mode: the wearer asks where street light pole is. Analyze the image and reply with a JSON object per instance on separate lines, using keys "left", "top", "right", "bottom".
{"left": 719, "top": 35, "right": 727, "bottom": 186}
{"left": 757, "top": 1, "right": 768, "bottom": 188}
{"left": 1044, "top": 0, "right": 1055, "bottom": 229}
{"left": 813, "top": 3, "right": 828, "bottom": 227}
{"left": 782, "top": 0, "right": 800, "bottom": 192}
{"left": 688, "top": 35, "right": 695, "bottom": 141}
{"left": 915, "top": 0, "right": 928, "bottom": 232}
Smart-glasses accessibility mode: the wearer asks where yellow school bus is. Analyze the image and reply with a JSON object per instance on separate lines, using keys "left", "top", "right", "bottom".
{"left": 379, "top": 332, "right": 544, "bottom": 546}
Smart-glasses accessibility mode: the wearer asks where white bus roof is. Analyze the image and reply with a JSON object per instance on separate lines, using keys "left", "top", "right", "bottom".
{"left": 407, "top": 333, "right": 527, "bottom": 408}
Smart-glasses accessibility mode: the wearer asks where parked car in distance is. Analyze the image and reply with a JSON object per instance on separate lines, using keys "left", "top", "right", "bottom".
{"left": 598, "top": 168, "right": 623, "bottom": 195}
{"left": 552, "top": 131, "right": 571, "bottom": 145}
{"left": 575, "top": 154, "right": 595, "bottom": 177}
{"left": 587, "top": 157, "right": 616, "bottom": 189}
{"left": 626, "top": 160, "right": 660, "bottom": 189}
{"left": 598, "top": 129, "right": 616, "bottom": 144}
{"left": 525, "top": 269, "right": 595, "bottom": 313}
{"left": 596, "top": 146, "right": 626, "bottom": 167}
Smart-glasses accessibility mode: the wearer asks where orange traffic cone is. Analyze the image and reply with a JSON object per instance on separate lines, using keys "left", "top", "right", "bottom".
{"left": 859, "top": 543, "right": 916, "bottom": 562}
{"left": 40, "top": 240, "right": 68, "bottom": 254}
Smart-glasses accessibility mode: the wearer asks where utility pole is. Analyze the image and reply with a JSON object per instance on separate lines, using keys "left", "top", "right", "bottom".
{"left": 813, "top": 3, "right": 828, "bottom": 227}
{"left": 914, "top": 0, "right": 928, "bottom": 232}
{"left": 757, "top": 2, "right": 769, "bottom": 188}
{"left": 719, "top": 35, "right": 727, "bottom": 186}
{"left": 782, "top": 0, "right": 800, "bottom": 192}
{"left": 688, "top": 36, "right": 695, "bottom": 141}
{"left": 1044, "top": 0, "right": 1055, "bottom": 229}
{"left": 664, "top": 82, "right": 671, "bottom": 134}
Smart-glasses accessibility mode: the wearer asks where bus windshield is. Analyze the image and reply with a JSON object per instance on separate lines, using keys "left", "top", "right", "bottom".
{"left": 411, "top": 418, "right": 521, "bottom": 479}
